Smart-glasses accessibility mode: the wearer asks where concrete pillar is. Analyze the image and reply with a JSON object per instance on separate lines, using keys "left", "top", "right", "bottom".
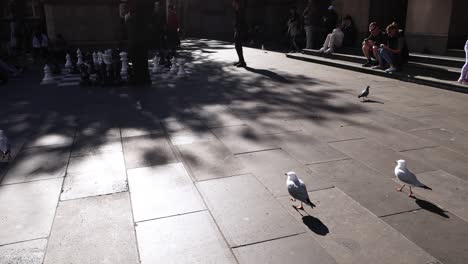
{"left": 405, "top": 0, "right": 453, "bottom": 54}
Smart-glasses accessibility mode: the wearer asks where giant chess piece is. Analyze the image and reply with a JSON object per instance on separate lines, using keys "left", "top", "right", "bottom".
{"left": 41, "top": 64, "right": 56, "bottom": 84}
{"left": 65, "top": 53, "right": 73, "bottom": 73}
{"left": 79, "top": 63, "right": 91, "bottom": 86}
{"left": 76, "top": 49, "right": 84, "bottom": 66}
{"left": 177, "top": 58, "right": 186, "bottom": 78}
{"left": 152, "top": 55, "right": 159, "bottom": 74}
{"left": 0, "top": 129, "right": 11, "bottom": 162}
{"left": 92, "top": 52, "right": 98, "bottom": 66}
{"left": 119, "top": 51, "right": 128, "bottom": 81}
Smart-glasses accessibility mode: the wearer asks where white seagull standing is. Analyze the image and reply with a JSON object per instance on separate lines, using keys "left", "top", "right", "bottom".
{"left": 286, "top": 171, "right": 315, "bottom": 210}
{"left": 394, "top": 160, "right": 432, "bottom": 198}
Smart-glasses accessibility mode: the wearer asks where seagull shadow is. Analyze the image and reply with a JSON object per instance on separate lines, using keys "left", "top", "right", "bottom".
{"left": 415, "top": 198, "right": 449, "bottom": 218}
{"left": 361, "top": 99, "right": 384, "bottom": 104}
{"left": 302, "top": 216, "right": 329, "bottom": 236}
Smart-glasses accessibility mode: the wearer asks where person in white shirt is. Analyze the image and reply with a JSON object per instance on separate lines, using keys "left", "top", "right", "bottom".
{"left": 318, "top": 24, "right": 344, "bottom": 54}
{"left": 458, "top": 38, "right": 468, "bottom": 85}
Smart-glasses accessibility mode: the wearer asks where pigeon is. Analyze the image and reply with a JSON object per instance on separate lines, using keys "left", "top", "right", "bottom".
{"left": 358, "top": 86, "right": 370, "bottom": 101}
{"left": 0, "top": 130, "right": 11, "bottom": 161}
{"left": 286, "top": 171, "right": 315, "bottom": 210}
{"left": 394, "top": 160, "right": 432, "bottom": 198}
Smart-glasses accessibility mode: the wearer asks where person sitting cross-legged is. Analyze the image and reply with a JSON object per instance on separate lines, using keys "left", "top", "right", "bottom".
{"left": 362, "top": 22, "right": 387, "bottom": 67}
{"left": 319, "top": 15, "right": 355, "bottom": 54}
{"left": 372, "top": 22, "right": 409, "bottom": 73}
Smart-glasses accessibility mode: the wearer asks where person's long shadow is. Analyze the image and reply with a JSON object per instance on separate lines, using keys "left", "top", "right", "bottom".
{"left": 415, "top": 198, "right": 449, "bottom": 218}
{"left": 244, "top": 67, "right": 292, "bottom": 83}
{"left": 302, "top": 215, "right": 329, "bottom": 236}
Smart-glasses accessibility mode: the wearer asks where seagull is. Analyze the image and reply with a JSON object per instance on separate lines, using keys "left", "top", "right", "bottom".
{"left": 0, "top": 130, "right": 11, "bottom": 161}
{"left": 286, "top": 171, "right": 316, "bottom": 210}
{"left": 394, "top": 160, "right": 432, "bottom": 198}
{"left": 358, "top": 86, "right": 370, "bottom": 101}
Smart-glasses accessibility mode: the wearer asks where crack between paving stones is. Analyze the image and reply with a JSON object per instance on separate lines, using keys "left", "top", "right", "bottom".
{"left": 233, "top": 148, "right": 282, "bottom": 156}
{"left": 398, "top": 145, "right": 439, "bottom": 152}
{"left": 230, "top": 232, "right": 307, "bottom": 249}
{"left": 0, "top": 237, "right": 48, "bottom": 247}
{"left": 134, "top": 209, "right": 209, "bottom": 224}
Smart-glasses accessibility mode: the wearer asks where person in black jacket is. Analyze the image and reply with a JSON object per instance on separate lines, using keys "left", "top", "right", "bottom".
{"left": 233, "top": 0, "right": 247, "bottom": 67}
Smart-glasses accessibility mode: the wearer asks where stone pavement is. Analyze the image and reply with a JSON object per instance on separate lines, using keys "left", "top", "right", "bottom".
{"left": 1, "top": 39, "right": 468, "bottom": 263}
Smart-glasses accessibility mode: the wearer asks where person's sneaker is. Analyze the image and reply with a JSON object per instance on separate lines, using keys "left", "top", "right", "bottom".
{"left": 385, "top": 66, "right": 397, "bottom": 73}
{"left": 318, "top": 47, "right": 327, "bottom": 53}
{"left": 371, "top": 65, "right": 386, "bottom": 70}
{"left": 362, "top": 60, "right": 373, "bottom": 67}
{"left": 324, "top": 48, "right": 334, "bottom": 54}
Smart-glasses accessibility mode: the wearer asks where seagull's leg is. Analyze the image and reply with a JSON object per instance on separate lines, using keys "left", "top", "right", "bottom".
{"left": 409, "top": 186, "right": 415, "bottom": 197}
{"left": 397, "top": 184, "right": 405, "bottom": 192}
{"left": 290, "top": 198, "right": 296, "bottom": 202}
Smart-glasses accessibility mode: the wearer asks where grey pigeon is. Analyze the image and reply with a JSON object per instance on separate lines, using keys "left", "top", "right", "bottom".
{"left": 394, "top": 160, "right": 431, "bottom": 197}
{"left": 358, "top": 86, "right": 370, "bottom": 100}
{"left": 0, "top": 130, "right": 11, "bottom": 161}
{"left": 286, "top": 171, "right": 315, "bottom": 210}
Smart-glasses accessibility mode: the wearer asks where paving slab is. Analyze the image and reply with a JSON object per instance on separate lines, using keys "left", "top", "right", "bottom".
{"left": 410, "top": 127, "right": 468, "bottom": 155}
{"left": 330, "top": 138, "right": 435, "bottom": 177}
{"left": 196, "top": 105, "right": 246, "bottom": 128}
{"left": 177, "top": 140, "right": 248, "bottom": 181}
{"left": 61, "top": 153, "right": 128, "bottom": 200}
{"left": 136, "top": 211, "right": 236, "bottom": 264}
{"left": 307, "top": 159, "right": 420, "bottom": 217}
{"left": 237, "top": 149, "right": 331, "bottom": 196}
{"left": 382, "top": 209, "right": 468, "bottom": 264}
{"left": 162, "top": 119, "right": 208, "bottom": 133}
{"left": 196, "top": 174, "right": 306, "bottom": 247}
{"left": 211, "top": 125, "right": 279, "bottom": 154}
{"left": 348, "top": 122, "right": 438, "bottom": 152}
{"left": 0, "top": 239, "right": 47, "bottom": 264}
{"left": 278, "top": 188, "right": 440, "bottom": 264}
{"left": 120, "top": 118, "right": 163, "bottom": 138}
{"left": 1, "top": 145, "right": 70, "bottom": 185}
{"left": 418, "top": 114, "right": 468, "bottom": 132}
{"left": 0, "top": 178, "right": 62, "bottom": 245}
{"left": 297, "top": 119, "right": 364, "bottom": 143}
{"left": 67, "top": 152, "right": 126, "bottom": 175}
{"left": 402, "top": 146, "right": 468, "bottom": 181}
{"left": 233, "top": 233, "right": 337, "bottom": 264}
{"left": 168, "top": 129, "right": 218, "bottom": 145}
{"left": 25, "top": 127, "right": 76, "bottom": 148}
{"left": 70, "top": 137, "right": 122, "bottom": 157}
{"left": 122, "top": 134, "right": 178, "bottom": 169}
{"left": 365, "top": 110, "right": 433, "bottom": 131}
{"left": 273, "top": 131, "right": 349, "bottom": 165}
{"left": 401, "top": 170, "right": 468, "bottom": 222}
{"left": 44, "top": 192, "right": 139, "bottom": 264}
{"left": 127, "top": 163, "right": 205, "bottom": 222}
{"left": 242, "top": 117, "right": 303, "bottom": 135}
{"left": 76, "top": 122, "right": 121, "bottom": 140}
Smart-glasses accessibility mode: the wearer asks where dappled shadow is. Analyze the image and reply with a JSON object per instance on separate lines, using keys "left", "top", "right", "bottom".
{"left": 415, "top": 198, "right": 449, "bottom": 218}
{"left": 0, "top": 38, "right": 378, "bottom": 183}
{"left": 302, "top": 215, "right": 329, "bottom": 236}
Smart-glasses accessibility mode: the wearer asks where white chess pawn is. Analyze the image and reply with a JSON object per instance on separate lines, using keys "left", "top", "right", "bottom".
{"left": 176, "top": 58, "right": 185, "bottom": 77}
{"left": 119, "top": 51, "right": 128, "bottom": 80}
{"left": 65, "top": 53, "right": 72, "bottom": 70}
{"left": 97, "top": 52, "right": 103, "bottom": 64}
{"left": 41, "top": 64, "right": 56, "bottom": 85}
{"left": 170, "top": 58, "right": 178, "bottom": 74}
{"left": 92, "top": 52, "right": 98, "bottom": 65}
{"left": 76, "top": 49, "right": 83, "bottom": 66}
{"left": 152, "top": 55, "right": 159, "bottom": 73}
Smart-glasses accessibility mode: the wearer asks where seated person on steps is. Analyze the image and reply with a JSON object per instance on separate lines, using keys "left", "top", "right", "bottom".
{"left": 372, "top": 22, "right": 409, "bottom": 73}
{"left": 319, "top": 15, "right": 355, "bottom": 54}
{"left": 362, "top": 22, "right": 387, "bottom": 67}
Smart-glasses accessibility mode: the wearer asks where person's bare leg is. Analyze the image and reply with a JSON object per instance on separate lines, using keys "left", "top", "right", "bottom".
{"left": 372, "top": 46, "right": 380, "bottom": 64}
{"left": 362, "top": 44, "right": 371, "bottom": 59}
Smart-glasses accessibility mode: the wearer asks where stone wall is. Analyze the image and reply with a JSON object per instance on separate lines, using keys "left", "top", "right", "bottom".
{"left": 44, "top": 0, "right": 121, "bottom": 46}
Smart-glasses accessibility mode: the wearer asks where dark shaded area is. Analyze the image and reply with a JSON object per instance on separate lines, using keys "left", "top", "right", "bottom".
{"left": 0, "top": 39, "right": 376, "bottom": 183}
{"left": 362, "top": 99, "right": 384, "bottom": 104}
{"left": 415, "top": 198, "right": 449, "bottom": 218}
{"left": 302, "top": 215, "right": 329, "bottom": 236}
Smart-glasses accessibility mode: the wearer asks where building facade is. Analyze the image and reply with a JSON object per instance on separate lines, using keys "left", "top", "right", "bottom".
{"left": 1, "top": 0, "right": 466, "bottom": 55}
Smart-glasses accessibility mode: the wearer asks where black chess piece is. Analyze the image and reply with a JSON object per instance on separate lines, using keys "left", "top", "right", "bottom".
{"left": 79, "top": 63, "right": 91, "bottom": 86}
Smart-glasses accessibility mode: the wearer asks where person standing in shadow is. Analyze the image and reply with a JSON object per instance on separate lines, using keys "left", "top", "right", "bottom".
{"left": 232, "top": 0, "right": 247, "bottom": 67}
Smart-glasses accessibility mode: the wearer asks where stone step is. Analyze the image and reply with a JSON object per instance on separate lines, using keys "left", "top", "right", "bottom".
{"left": 287, "top": 53, "right": 468, "bottom": 94}
{"left": 278, "top": 187, "right": 441, "bottom": 264}
{"left": 306, "top": 48, "right": 465, "bottom": 68}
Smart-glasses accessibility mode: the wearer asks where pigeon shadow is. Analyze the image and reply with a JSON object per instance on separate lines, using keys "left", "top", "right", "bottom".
{"left": 302, "top": 215, "right": 329, "bottom": 236}
{"left": 361, "top": 99, "right": 384, "bottom": 104}
{"left": 415, "top": 198, "right": 449, "bottom": 218}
